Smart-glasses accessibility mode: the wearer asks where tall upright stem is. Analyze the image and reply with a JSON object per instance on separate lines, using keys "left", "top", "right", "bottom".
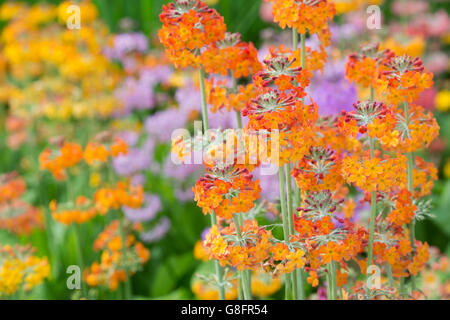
{"left": 366, "top": 87, "right": 377, "bottom": 293}
{"left": 328, "top": 262, "right": 337, "bottom": 300}
{"left": 119, "top": 217, "right": 132, "bottom": 299}
{"left": 73, "top": 224, "right": 88, "bottom": 298}
{"left": 278, "top": 168, "right": 292, "bottom": 299}
{"left": 284, "top": 164, "right": 298, "bottom": 300}
{"left": 199, "top": 68, "right": 225, "bottom": 300}
{"left": 232, "top": 214, "right": 252, "bottom": 300}
{"left": 404, "top": 101, "right": 416, "bottom": 292}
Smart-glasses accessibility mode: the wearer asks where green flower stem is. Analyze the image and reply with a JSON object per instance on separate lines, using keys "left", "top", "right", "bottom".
{"left": 284, "top": 164, "right": 298, "bottom": 300}
{"left": 73, "top": 223, "right": 88, "bottom": 298}
{"left": 199, "top": 67, "right": 226, "bottom": 300}
{"left": 292, "top": 28, "right": 298, "bottom": 52}
{"left": 289, "top": 29, "right": 306, "bottom": 300}
{"left": 119, "top": 217, "right": 132, "bottom": 300}
{"left": 199, "top": 68, "right": 209, "bottom": 130}
{"left": 404, "top": 101, "right": 416, "bottom": 292}
{"left": 366, "top": 86, "right": 377, "bottom": 295}
{"left": 328, "top": 262, "right": 337, "bottom": 300}
{"left": 279, "top": 167, "right": 293, "bottom": 299}
{"left": 386, "top": 263, "right": 394, "bottom": 288}
{"left": 366, "top": 137, "right": 377, "bottom": 268}
{"left": 238, "top": 276, "right": 244, "bottom": 300}
{"left": 233, "top": 214, "right": 252, "bottom": 300}
{"left": 326, "top": 270, "right": 332, "bottom": 300}
{"left": 236, "top": 111, "right": 243, "bottom": 130}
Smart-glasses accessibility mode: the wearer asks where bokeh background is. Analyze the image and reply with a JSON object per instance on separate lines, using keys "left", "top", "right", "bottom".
{"left": 0, "top": 0, "right": 449, "bottom": 299}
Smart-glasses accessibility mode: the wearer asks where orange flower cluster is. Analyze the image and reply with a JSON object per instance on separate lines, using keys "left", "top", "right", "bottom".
{"left": 0, "top": 172, "right": 42, "bottom": 235}
{"left": 386, "top": 190, "right": 416, "bottom": 228}
{"left": 342, "top": 153, "right": 407, "bottom": 193}
{"left": 413, "top": 157, "right": 438, "bottom": 198}
{"left": 0, "top": 172, "right": 26, "bottom": 203}
{"left": 206, "top": 79, "right": 260, "bottom": 113}
{"left": 39, "top": 141, "right": 83, "bottom": 180}
{"left": 269, "top": 240, "right": 306, "bottom": 274}
{"left": 49, "top": 182, "right": 144, "bottom": 225}
{"left": 202, "top": 32, "right": 261, "bottom": 78}
{"left": 292, "top": 147, "right": 346, "bottom": 194}
{"left": 40, "top": 137, "right": 128, "bottom": 179}
{"left": 373, "top": 230, "right": 429, "bottom": 279}
{"left": 0, "top": 201, "right": 43, "bottom": 235}
{"left": 84, "top": 220, "right": 150, "bottom": 291}
{"left": 294, "top": 191, "right": 366, "bottom": 273}
{"left": 158, "top": 0, "right": 226, "bottom": 69}
{"left": 94, "top": 182, "right": 144, "bottom": 214}
{"left": 243, "top": 48, "right": 319, "bottom": 165}
{"left": 84, "top": 137, "right": 128, "bottom": 165}
{"left": 268, "top": 0, "right": 336, "bottom": 48}
{"left": 203, "top": 220, "right": 272, "bottom": 271}
{"left": 193, "top": 165, "right": 260, "bottom": 219}
{"left": 375, "top": 54, "right": 433, "bottom": 107}
{"left": 366, "top": 104, "right": 439, "bottom": 153}
{"left": 50, "top": 196, "right": 98, "bottom": 225}
{"left": 346, "top": 43, "right": 394, "bottom": 88}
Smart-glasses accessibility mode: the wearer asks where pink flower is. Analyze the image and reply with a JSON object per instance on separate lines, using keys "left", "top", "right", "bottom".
{"left": 259, "top": 1, "right": 273, "bottom": 23}
{"left": 425, "top": 52, "right": 449, "bottom": 75}
{"left": 414, "top": 88, "right": 437, "bottom": 111}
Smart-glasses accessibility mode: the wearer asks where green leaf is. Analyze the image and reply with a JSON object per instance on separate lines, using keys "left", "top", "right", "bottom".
{"left": 433, "top": 180, "right": 450, "bottom": 236}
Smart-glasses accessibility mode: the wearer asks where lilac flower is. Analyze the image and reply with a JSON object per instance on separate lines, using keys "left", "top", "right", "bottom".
{"left": 140, "top": 65, "right": 172, "bottom": 86}
{"left": 163, "top": 156, "right": 201, "bottom": 180}
{"left": 123, "top": 194, "right": 161, "bottom": 223}
{"left": 144, "top": 107, "right": 189, "bottom": 142}
{"left": 112, "top": 139, "right": 154, "bottom": 176}
{"left": 115, "top": 130, "right": 139, "bottom": 147}
{"left": 175, "top": 83, "right": 202, "bottom": 114}
{"left": 104, "top": 32, "right": 148, "bottom": 62}
{"left": 307, "top": 59, "right": 357, "bottom": 116}
{"left": 140, "top": 217, "right": 171, "bottom": 243}
{"left": 114, "top": 76, "right": 155, "bottom": 115}
{"left": 175, "top": 187, "right": 195, "bottom": 202}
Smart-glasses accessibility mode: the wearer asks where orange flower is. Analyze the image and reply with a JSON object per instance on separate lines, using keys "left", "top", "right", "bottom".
{"left": 158, "top": 0, "right": 226, "bottom": 69}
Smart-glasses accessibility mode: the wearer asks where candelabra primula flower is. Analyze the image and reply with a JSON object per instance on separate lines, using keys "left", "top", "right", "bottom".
{"left": 267, "top": 0, "right": 336, "bottom": 48}
{"left": 269, "top": 239, "right": 306, "bottom": 274}
{"left": 193, "top": 164, "right": 260, "bottom": 219}
{"left": 342, "top": 153, "right": 407, "bottom": 193}
{"left": 375, "top": 54, "right": 433, "bottom": 107}
{"left": 50, "top": 196, "right": 99, "bottom": 225}
{"left": 84, "top": 220, "right": 150, "bottom": 291}
{"left": 203, "top": 220, "right": 272, "bottom": 271}
{"left": 0, "top": 172, "right": 26, "bottom": 203}
{"left": 0, "top": 200, "right": 43, "bottom": 235}
{"left": 206, "top": 78, "right": 261, "bottom": 113}
{"left": 202, "top": 32, "right": 262, "bottom": 78}
{"left": 0, "top": 244, "right": 50, "bottom": 297}
{"left": 94, "top": 182, "right": 144, "bottom": 214}
{"left": 346, "top": 43, "right": 394, "bottom": 89}
{"left": 84, "top": 135, "right": 128, "bottom": 166}
{"left": 368, "top": 104, "right": 439, "bottom": 154}
{"left": 292, "top": 146, "right": 346, "bottom": 194}
{"left": 39, "top": 141, "right": 83, "bottom": 180}
{"left": 158, "top": 0, "right": 226, "bottom": 69}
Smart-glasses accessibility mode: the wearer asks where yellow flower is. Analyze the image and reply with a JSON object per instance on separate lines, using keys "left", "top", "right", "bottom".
{"left": 89, "top": 172, "right": 102, "bottom": 188}
{"left": 444, "top": 159, "right": 450, "bottom": 179}
{"left": 436, "top": 90, "right": 450, "bottom": 112}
